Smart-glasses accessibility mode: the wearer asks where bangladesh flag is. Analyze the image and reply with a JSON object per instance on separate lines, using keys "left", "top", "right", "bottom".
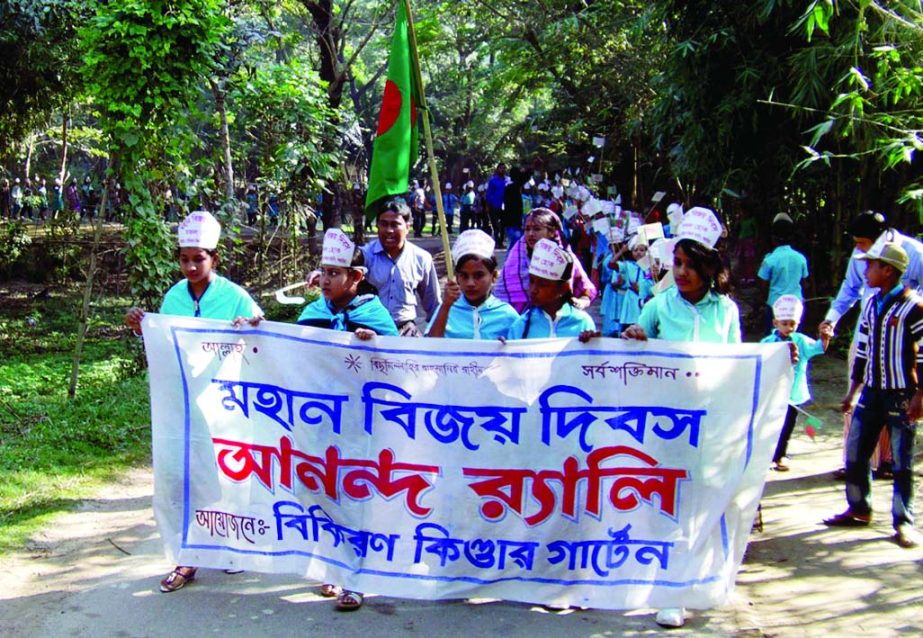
{"left": 365, "top": 1, "right": 420, "bottom": 215}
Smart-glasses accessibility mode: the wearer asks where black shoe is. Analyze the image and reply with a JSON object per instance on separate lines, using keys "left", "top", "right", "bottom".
{"left": 873, "top": 467, "right": 894, "bottom": 480}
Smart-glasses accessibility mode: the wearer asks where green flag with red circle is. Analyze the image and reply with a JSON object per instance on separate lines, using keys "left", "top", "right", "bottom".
{"left": 365, "top": 1, "right": 419, "bottom": 214}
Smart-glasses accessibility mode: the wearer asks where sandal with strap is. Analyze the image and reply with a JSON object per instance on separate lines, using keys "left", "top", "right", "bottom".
{"left": 319, "top": 583, "right": 340, "bottom": 598}
{"left": 336, "top": 590, "right": 364, "bottom": 611}
{"left": 160, "top": 566, "right": 197, "bottom": 593}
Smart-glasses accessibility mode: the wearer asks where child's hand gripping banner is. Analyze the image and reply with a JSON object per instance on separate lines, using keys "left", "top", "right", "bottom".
{"left": 142, "top": 315, "right": 792, "bottom": 610}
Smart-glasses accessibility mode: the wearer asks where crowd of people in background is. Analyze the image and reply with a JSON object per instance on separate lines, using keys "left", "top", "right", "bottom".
{"left": 0, "top": 173, "right": 125, "bottom": 223}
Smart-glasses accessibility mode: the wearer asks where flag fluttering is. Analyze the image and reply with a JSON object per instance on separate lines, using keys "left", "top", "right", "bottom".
{"left": 365, "top": 2, "right": 419, "bottom": 215}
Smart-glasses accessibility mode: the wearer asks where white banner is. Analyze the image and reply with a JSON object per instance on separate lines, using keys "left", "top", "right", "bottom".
{"left": 143, "top": 315, "right": 791, "bottom": 610}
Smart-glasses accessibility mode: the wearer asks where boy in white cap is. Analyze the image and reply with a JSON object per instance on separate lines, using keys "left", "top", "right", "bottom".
{"left": 505, "top": 238, "right": 597, "bottom": 340}
{"left": 298, "top": 228, "right": 396, "bottom": 611}
{"left": 824, "top": 242, "right": 922, "bottom": 549}
{"left": 124, "top": 211, "right": 262, "bottom": 593}
{"left": 296, "top": 229, "right": 397, "bottom": 337}
{"left": 760, "top": 294, "right": 833, "bottom": 471}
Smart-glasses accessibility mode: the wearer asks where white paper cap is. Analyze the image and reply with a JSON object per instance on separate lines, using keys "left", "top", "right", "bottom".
{"left": 772, "top": 294, "right": 804, "bottom": 322}
{"left": 445, "top": 182, "right": 452, "bottom": 190}
{"left": 178, "top": 211, "right": 221, "bottom": 249}
{"left": 538, "top": 183, "right": 549, "bottom": 192}
{"left": 551, "top": 185, "right": 564, "bottom": 199}
{"left": 466, "top": 180, "right": 474, "bottom": 188}
{"left": 529, "top": 238, "right": 570, "bottom": 281}
{"left": 321, "top": 228, "right": 356, "bottom": 268}
{"left": 451, "top": 229, "right": 495, "bottom": 264}
{"left": 676, "top": 207, "right": 722, "bottom": 249}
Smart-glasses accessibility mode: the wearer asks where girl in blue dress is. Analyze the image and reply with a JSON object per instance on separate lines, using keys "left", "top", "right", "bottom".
{"left": 427, "top": 230, "right": 519, "bottom": 339}
{"left": 506, "top": 238, "right": 597, "bottom": 340}
{"left": 616, "top": 237, "right": 654, "bottom": 329}
{"left": 125, "top": 211, "right": 263, "bottom": 594}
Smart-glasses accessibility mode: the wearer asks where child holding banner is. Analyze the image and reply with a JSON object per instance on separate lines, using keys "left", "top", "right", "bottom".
{"left": 298, "top": 228, "right": 398, "bottom": 610}
{"left": 505, "top": 238, "right": 598, "bottom": 341}
{"left": 426, "top": 229, "right": 519, "bottom": 339}
{"left": 760, "top": 294, "right": 833, "bottom": 471}
{"left": 296, "top": 229, "right": 398, "bottom": 338}
{"left": 620, "top": 206, "right": 739, "bottom": 629}
{"left": 125, "top": 211, "right": 263, "bottom": 594}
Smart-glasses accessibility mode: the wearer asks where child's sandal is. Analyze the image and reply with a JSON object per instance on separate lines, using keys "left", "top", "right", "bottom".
{"left": 160, "top": 566, "right": 197, "bottom": 593}
{"left": 336, "top": 590, "right": 363, "bottom": 611}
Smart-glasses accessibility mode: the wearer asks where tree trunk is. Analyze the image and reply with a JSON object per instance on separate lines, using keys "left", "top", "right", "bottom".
{"left": 212, "top": 79, "right": 235, "bottom": 204}
{"left": 24, "top": 135, "right": 34, "bottom": 178}
{"left": 69, "top": 158, "right": 113, "bottom": 399}
{"left": 58, "top": 109, "right": 69, "bottom": 185}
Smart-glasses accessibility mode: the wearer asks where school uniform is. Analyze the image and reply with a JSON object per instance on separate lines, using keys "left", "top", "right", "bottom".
{"left": 160, "top": 275, "right": 262, "bottom": 319}
{"left": 761, "top": 329, "right": 826, "bottom": 462}
{"left": 616, "top": 260, "right": 652, "bottom": 327}
{"left": 758, "top": 244, "right": 808, "bottom": 305}
{"left": 297, "top": 294, "right": 398, "bottom": 335}
{"left": 637, "top": 287, "right": 741, "bottom": 344}
{"left": 506, "top": 303, "right": 596, "bottom": 339}
{"left": 425, "top": 294, "right": 519, "bottom": 340}
{"left": 598, "top": 251, "right": 623, "bottom": 337}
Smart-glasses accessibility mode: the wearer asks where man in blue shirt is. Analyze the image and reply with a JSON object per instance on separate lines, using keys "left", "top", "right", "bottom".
{"left": 486, "top": 163, "right": 507, "bottom": 248}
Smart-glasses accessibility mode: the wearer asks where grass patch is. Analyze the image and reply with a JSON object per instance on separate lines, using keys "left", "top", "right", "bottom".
{"left": 0, "top": 287, "right": 151, "bottom": 553}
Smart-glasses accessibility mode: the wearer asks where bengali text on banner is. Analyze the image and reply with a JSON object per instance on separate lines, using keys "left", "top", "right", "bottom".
{"left": 142, "top": 314, "right": 792, "bottom": 610}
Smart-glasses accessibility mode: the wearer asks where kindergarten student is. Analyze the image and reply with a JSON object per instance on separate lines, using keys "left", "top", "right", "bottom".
{"left": 760, "top": 295, "right": 833, "bottom": 471}
{"left": 298, "top": 229, "right": 397, "bottom": 611}
{"left": 621, "top": 206, "right": 740, "bottom": 629}
{"left": 598, "top": 242, "right": 627, "bottom": 337}
{"left": 426, "top": 229, "right": 519, "bottom": 339}
{"left": 615, "top": 236, "right": 653, "bottom": 329}
{"left": 125, "top": 211, "right": 263, "bottom": 594}
{"left": 297, "top": 229, "right": 398, "bottom": 337}
{"left": 506, "top": 238, "right": 597, "bottom": 340}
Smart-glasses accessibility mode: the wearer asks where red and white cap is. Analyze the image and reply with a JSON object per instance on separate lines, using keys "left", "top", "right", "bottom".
{"left": 772, "top": 295, "right": 804, "bottom": 322}
{"left": 452, "top": 229, "right": 495, "bottom": 264}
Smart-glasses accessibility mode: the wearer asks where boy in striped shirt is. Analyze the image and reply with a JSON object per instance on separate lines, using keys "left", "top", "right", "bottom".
{"left": 824, "top": 242, "right": 921, "bottom": 548}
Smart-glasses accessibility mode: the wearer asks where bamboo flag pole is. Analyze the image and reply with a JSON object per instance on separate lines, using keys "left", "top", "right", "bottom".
{"left": 401, "top": 0, "right": 454, "bottom": 279}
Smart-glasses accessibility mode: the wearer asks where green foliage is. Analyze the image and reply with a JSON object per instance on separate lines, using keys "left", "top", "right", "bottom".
{"left": 229, "top": 59, "right": 339, "bottom": 194}
{"left": 794, "top": 1, "right": 923, "bottom": 205}
{"left": 122, "top": 174, "right": 176, "bottom": 307}
{"left": 0, "top": 290, "right": 150, "bottom": 552}
{"left": 0, "top": 221, "right": 32, "bottom": 278}
{"left": 79, "top": 0, "right": 229, "bottom": 151}
{"left": 0, "top": 0, "right": 86, "bottom": 151}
